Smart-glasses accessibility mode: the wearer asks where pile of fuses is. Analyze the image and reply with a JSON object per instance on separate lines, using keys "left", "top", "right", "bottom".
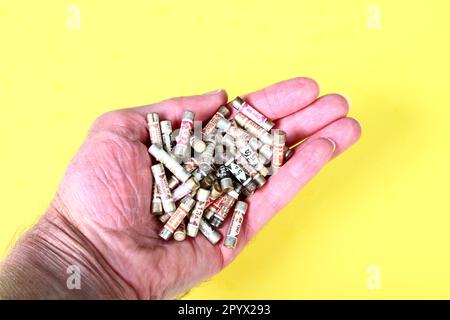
{"left": 147, "top": 97, "right": 291, "bottom": 249}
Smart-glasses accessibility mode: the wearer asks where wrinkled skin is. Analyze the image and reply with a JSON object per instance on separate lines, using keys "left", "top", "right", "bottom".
{"left": 0, "top": 78, "right": 361, "bottom": 299}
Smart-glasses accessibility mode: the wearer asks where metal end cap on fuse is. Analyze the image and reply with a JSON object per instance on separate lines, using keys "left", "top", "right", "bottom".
{"left": 224, "top": 236, "right": 237, "bottom": 249}
{"left": 235, "top": 200, "right": 248, "bottom": 213}
{"left": 173, "top": 225, "right": 186, "bottom": 242}
{"left": 273, "top": 129, "right": 286, "bottom": 145}
{"left": 196, "top": 188, "right": 210, "bottom": 202}
{"left": 190, "top": 136, "right": 206, "bottom": 153}
{"left": 285, "top": 148, "right": 294, "bottom": 162}
{"left": 216, "top": 118, "right": 231, "bottom": 132}
{"left": 209, "top": 216, "right": 223, "bottom": 228}
{"left": 199, "top": 219, "right": 222, "bottom": 245}
{"left": 233, "top": 113, "right": 247, "bottom": 127}
{"left": 210, "top": 182, "right": 223, "bottom": 200}
{"left": 183, "top": 110, "right": 195, "bottom": 120}
{"left": 217, "top": 105, "right": 231, "bottom": 118}
{"left": 147, "top": 112, "right": 159, "bottom": 123}
{"left": 152, "top": 199, "right": 163, "bottom": 215}
{"left": 159, "top": 228, "right": 173, "bottom": 241}
{"left": 220, "top": 177, "right": 234, "bottom": 193}
{"left": 186, "top": 224, "right": 199, "bottom": 238}
{"left": 253, "top": 174, "right": 267, "bottom": 188}
{"left": 229, "top": 97, "right": 245, "bottom": 110}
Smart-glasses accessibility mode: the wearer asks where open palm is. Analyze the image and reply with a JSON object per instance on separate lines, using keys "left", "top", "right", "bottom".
{"left": 51, "top": 78, "right": 360, "bottom": 299}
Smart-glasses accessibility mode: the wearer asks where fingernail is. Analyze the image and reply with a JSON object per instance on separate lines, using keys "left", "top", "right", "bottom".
{"left": 204, "top": 89, "right": 224, "bottom": 96}
{"left": 324, "top": 137, "right": 337, "bottom": 154}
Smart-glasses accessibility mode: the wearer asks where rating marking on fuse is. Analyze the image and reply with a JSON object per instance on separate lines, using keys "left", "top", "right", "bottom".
{"left": 366, "top": 4, "right": 382, "bottom": 30}
{"left": 367, "top": 264, "right": 382, "bottom": 290}
{"left": 67, "top": 4, "right": 81, "bottom": 30}
{"left": 66, "top": 265, "right": 81, "bottom": 290}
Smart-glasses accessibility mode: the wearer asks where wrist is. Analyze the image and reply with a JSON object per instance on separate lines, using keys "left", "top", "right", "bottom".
{"left": 0, "top": 206, "right": 136, "bottom": 299}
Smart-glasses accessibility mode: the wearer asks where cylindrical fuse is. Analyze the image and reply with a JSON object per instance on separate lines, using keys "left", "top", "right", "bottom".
{"left": 174, "top": 221, "right": 186, "bottom": 242}
{"left": 272, "top": 129, "right": 286, "bottom": 173}
{"left": 160, "top": 120, "right": 173, "bottom": 153}
{"left": 187, "top": 188, "right": 210, "bottom": 237}
{"left": 217, "top": 118, "right": 252, "bottom": 142}
{"left": 202, "top": 106, "right": 230, "bottom": 138}
{"left": 199, "top": 218, "right": 222, "bottom": 245}
{"left": 151, "top": 163, "right": 176, "bottom": 214}
{"left": 151, "top": 183, "right": 163, "bottom": 215}
{"left": 147, "top": 113, "right": 163, "bottom": 148}
{"left": 210, "top": 185, "right": 242, "bottom": 228}
{"left": 173, "top": 111, "right": 195, "bottom": 159}
{"left": 230, "top": 96, "right": 275, "bottom": 131}
{"left": 159, "top": 196, "right": 196, "bottom": 240}
{"left": 172, "top": 177, "right": 200, "bottom": 202}
{"left": 218, "top": 165, "right": 233, "bottom": 192}
{"left": 224, "top": 201, "right": 248, "bottom": 249}
{"left": 234, "top": 113, "right": 273, "bottom": 146}
{"left": 149, "top": 145, "right": 191, "bottom": 183}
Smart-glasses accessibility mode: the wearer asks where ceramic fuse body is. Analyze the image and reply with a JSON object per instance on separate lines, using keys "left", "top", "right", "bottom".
{"left": 160, "top": 120, "right": 173, "bottom": 153}
{"left": 152, "top": 183, "right": 163, "bottom": 215}
{"left": 224, "top": 201, "right": 248, "bottom": 249}
{"left": 187, "top": 188, "right": 210, "bottom": 237}
{"left": 151, "top": 163, "right": 176, "bottom": 214}
{"left": 272, "top": 129, "right": 286, "bottom": 173}
{"left": 173, "top": 111, "right": 195, "bottom": 159}
{"left": 147, "top": 113, "right": 163, "bottom": 148}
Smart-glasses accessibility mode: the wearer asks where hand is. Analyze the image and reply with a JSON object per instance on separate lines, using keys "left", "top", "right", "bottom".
{"left": 0, "top": 78, "right": 361, "bottom": 299}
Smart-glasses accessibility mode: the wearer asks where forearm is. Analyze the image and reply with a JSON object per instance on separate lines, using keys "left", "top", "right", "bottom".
{"left": 0, "top": 207, "right": 134, "bottom": 299}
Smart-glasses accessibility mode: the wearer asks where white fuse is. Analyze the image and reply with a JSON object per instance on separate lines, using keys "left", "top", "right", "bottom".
{"left": 147, "top": 113, "right": 163, "bottom": 148}
{"left": 224, "top": 201, "right": 248, "bottom": 249}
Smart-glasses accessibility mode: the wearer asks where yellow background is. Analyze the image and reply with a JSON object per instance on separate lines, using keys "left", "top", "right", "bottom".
{"left": 1, "top": 0, "right": 449, "bottom": 299}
